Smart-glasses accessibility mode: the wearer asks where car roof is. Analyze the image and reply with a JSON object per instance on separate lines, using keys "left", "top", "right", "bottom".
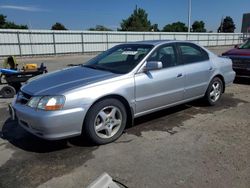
{"left": 127, "top": 40, "right": 170, "bottom": 46}
{"left": 126, "top": 40, "right": 194, "bottom": 46}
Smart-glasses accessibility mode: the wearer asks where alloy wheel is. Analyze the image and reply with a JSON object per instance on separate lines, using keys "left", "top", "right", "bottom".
{"left": 94, "top": 106, "right": 122, "bottom": 139}
{"left": 209, "top": 81, "right": 221, "bottom": 102}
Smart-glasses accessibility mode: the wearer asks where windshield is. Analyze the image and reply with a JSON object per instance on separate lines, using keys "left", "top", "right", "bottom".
{"left": 239, "top": 39, "right": 250, "bottom": 49}
{"left": 83, "top": 44, "right": 153, "bottom": 74}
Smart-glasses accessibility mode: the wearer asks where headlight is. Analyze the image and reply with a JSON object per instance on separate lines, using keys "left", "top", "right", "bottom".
{"left": 27, "top": 96, "right": 65, "bottom": 111}
{"left": 27, "top": 96, "right": 41, "bottom": 108}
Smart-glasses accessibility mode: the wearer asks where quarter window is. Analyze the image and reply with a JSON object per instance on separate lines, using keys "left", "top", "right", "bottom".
{"left": 178, "top": 43, "right": 209, "bottom": 64}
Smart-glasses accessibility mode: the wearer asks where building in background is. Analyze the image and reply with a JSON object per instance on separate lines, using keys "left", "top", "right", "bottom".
{"left": 241, "top": 13, "right": 250, "bottom": 33}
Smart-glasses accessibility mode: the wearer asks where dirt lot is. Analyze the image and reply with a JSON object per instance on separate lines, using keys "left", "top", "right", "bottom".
{"left": 0, "top": 46, "right": 249, "bottom": 188}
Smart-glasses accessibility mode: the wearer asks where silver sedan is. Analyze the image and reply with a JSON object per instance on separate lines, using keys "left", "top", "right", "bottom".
{"left": 11, "top": 40, "right": 235, "bottom": 144}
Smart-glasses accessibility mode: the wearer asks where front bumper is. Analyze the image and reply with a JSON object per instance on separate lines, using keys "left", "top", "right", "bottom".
{"left": 12, "top": 103, "right": 88, "bottom": 140}
{"left": 233, "top": 67, "right": 250, "bottom": 78}
{"left": 230, "top": 56, "right": 250, "bottom": 77}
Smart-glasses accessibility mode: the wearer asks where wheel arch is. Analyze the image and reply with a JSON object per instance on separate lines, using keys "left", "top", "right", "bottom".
{"left": 83, "top": 94, "right": 134, "bottom": 131}
{"left": 212, "top": 74, "right": 225, "bottom": 93}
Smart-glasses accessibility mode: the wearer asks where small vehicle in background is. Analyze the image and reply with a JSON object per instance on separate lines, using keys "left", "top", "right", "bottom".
{"left": 0, "top": 56, "right": 47, "bottom": 98}
{"left": 222, "top": 38, "right": 250, "bottom": 78}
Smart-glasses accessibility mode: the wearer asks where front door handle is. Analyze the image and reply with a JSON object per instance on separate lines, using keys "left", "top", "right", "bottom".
{"left": 209, "top": 67, "right": 213, "bottom": 71}
{"left": 177, "top": 73, "right": 183, "bottom": 78}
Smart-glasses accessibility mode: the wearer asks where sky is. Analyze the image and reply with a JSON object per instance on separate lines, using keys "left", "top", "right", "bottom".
{"left": 0, "top": 0, "right": 249, "bottom": 32}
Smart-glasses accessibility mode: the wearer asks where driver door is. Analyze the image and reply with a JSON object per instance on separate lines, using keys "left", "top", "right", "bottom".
{"left": 134, "top": 44, "right": 185, "bottom": 115}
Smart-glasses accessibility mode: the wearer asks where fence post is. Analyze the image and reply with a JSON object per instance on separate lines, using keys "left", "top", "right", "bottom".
{"left": 106, "top": 32, "right": 109, "bottom": 50}
{"left": 224, "top": 34, "right": 226, "bottom": 46}
{"left": 29, "top": 30, "right": 34, "bottom": 56}
{"left": 216, "top": 33, "right": 219, "bottom": 46}
{"left": 125, "top": 33, "right": 127, "bottom": 42}
{"left": 52, "top": 32, "right": 56, "bottom": 55}
{"left": 17, "top": 31, "right": 22, "bottom": 56}
{"left": 81, "top": 32, "right": 85, "bottom": 53}
{"left": 207, "top": 34, "right": 210, "bottom": 46}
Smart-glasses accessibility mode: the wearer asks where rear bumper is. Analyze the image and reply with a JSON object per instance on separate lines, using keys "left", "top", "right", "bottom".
{"left": 224, "top": 70, "right": 236, "bottom": 86}
{"left": 12, "top": 103, "right": 88, "bottom": 140}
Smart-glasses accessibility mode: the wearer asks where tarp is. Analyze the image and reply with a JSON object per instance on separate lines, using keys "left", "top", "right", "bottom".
{"left": 0, "top": 68, "right": 19, "bottom": 74}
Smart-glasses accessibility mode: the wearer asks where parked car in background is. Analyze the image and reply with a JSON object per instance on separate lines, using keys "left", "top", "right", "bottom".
{"left": 222, "top": 38, "right": 250, "bottom": 78}
{"left": 10, "top": 41, "right": 235, "bottom": 144}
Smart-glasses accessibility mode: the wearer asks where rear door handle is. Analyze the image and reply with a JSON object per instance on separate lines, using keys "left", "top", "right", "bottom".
{"left": 209, "top": 67, "right": 213, "bottom": 71}
{"left": 177, "top": 73, "right": 183, "bottom": 78}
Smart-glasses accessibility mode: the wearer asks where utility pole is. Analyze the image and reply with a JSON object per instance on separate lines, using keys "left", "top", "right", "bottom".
{"left": 188, "top": 0, "right": 192, "bottom": 33}
{"left": 29, "top": 21, "right": 34, "bottom": 55}
{"left": 219, "top": 16, "right": 224, "bottom": 32}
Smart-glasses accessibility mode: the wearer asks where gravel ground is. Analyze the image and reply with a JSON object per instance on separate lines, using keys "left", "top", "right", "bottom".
{"left": 0, "top": 46, "right": 249, "bottom": 188}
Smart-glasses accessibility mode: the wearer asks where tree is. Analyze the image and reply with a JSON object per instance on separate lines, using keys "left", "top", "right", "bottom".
{"left": 192, "top": 21, "right": 206, "bottom": 32}
{"left": 151, "top": 24, "right": 160, "bottom": 32}
{"left": 51, "top": 22, "right": 67, "bottom": 30}
{"left": 120, "top": 7, "right": 152, "bottom": 31}
{"left": 217, "top": 16, "right": 235, "bottom": 33}
{"left": 162, "top": 22, "right": 188, "bottom": 32}
{"left": 0, "top": 14, "right": 28, "bottom": 29}
{"left": 0, "top": 14, "right": 7, "bottom": 27}
{"left": 3, "top": 22, "right": 28, "bottom": 29}
{"left": 88, "top": 25, "right": 112, "bottom": 31}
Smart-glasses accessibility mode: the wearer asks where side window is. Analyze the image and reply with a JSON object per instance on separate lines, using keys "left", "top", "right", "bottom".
{"left": 148, "top": 45, "right": 177, "bottom": 68}
{"left": 178, "top": 43, "right": 209, "bottom": 64}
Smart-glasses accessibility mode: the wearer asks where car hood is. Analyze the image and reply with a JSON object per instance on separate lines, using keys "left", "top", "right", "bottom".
{"left": 223, "top": 48, "right": 250, "bottom": 56}
{"left": 21, "top": 66, "right": 118, "bottom": 95}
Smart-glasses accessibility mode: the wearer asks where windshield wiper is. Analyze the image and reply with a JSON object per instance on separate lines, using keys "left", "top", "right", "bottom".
{"left": 82, "top": 64, "right": 98, "bottom": 69}
{"left": 95, "top": 66, "right": 113, "bottom": 72}
{"left": 83, "top": 64, "right": 122, "bottom": 74}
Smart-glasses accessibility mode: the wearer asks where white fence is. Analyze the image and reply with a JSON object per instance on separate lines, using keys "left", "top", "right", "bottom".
{"left": 0, "top": 29, "right": 244, "bottom": 57}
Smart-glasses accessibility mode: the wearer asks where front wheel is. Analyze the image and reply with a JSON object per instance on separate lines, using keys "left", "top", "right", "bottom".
{"left": 205, "top": 77, "right": 223, "bottom": 106}
{"left": 83, "top": 98, "right": 127, "bottom": 145}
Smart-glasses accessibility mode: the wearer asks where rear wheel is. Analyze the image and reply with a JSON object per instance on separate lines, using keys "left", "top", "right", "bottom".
{"left": 205, "top": 77, "right": 223, "bottom": 106}
{"left": 83, "top": 98, "right": 127, "bottom": 145}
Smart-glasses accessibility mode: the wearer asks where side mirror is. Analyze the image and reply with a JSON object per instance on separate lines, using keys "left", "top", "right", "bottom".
{"left": 144, "top": 61, "right": 163, "bottom": 71}
{"left": 234, "top": 44, "right": 239, "bottom": 48}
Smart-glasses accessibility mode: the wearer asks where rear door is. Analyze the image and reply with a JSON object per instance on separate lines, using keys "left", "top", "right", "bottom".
{"left": 176, "top": 42, "right": 213, "bottom": 100}
{"left": 134, "top": 43, "right": 185, "bottom": 114}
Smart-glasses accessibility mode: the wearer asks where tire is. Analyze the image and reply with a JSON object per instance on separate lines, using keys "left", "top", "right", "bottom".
{"left": 1, "top": 85, "right": 16, "bottom": 98}
{"left": 204, "top": 77, "right": 223, "bottom": 106}
{"left": 83, "top": 98, "right": 127, "bottom": 145}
